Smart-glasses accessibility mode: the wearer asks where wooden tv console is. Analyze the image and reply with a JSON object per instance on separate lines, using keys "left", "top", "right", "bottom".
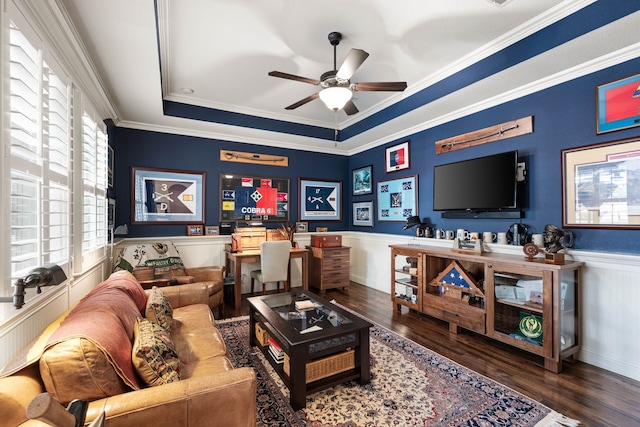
{"left": 390, "top": 244, "right": 583, "bottom": 373}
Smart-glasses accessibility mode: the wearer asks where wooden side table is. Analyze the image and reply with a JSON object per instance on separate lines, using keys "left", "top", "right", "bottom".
{"left": 307, "top": 246, "right": 350, "bottom": 295}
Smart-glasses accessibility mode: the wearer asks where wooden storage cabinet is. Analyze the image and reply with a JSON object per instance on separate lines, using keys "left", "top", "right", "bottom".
{"left": 308, "top": 246, "right": 350, "bottom": 294}
{"left": 486, "top": 263, "right": 580, "bottom": 373}
{"left": 389, "top": 244, "right": 582, "bottom": 373}
{"left": 423, "top": 294, "right": 485, "bottom": 334}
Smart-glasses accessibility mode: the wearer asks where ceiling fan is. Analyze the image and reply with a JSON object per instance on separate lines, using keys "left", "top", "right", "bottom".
{"left": 268, "top": 32, "right": 407, "bottom": 115}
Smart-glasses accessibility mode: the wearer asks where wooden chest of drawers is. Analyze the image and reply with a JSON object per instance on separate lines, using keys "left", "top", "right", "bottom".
{"left": 307, "top": 246, "right": 350, "bottom": 295}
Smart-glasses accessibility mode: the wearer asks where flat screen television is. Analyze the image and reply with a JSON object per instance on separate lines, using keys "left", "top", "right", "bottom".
{"left": 433, "top": 150, "right": 519, "bottom": 213}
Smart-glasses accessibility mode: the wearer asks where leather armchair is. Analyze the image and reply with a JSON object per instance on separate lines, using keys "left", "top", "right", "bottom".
{"left": 166, "top": 265, "right": 225, "bottom": 317}
{"left": 114, "top": 242, "right": 225, "bottom": 317}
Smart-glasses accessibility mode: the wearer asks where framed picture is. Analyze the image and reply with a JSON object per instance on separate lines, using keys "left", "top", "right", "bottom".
{"left": 219, "top": 173, "right": 290, "bottom": 222}
{"left": 385, "top": 140, "right": 410, "bottom": 173}
{"left": 108, "top": 146, "right": 114, "bottom": 188}
{"left": 132, "top": 167, "right": 205, "bottom": 224}
{"left": 187, "top": 225, "right": 203, "bottom": 236}
{"left": 597, "top": 73, "right": 640, "bottom": 134}
{"left": 352, "top": 165, "right": 373, "bottom": 195}
{"left": 562, "top": 137, "right": 640, "bottom": 228}
{"left": 377, "top": 175, "right": 418, "bottom": 221}
{"left": 353, "top": 201, "right": 374, "bottom": 227}
{"left": 315, "top": 227, "right": 328, "bottom": 232}
{"left": 107, "top": 198, "right": 116, "bottom": 236}
{"left": 205, "top": 226, "right": 220, "bottom": 235}
{"left": 295, "top": 221, "right": 308, "bottom": 233}
{"left": 299, "top": 178, "right": 342, "bottom": 221}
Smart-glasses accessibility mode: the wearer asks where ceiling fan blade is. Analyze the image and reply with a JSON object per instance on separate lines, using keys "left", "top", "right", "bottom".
{"left": 285, "top": 93, "right": 319, "bottom": 110}
{"left": 336, "top": 49, "right": 369, "bottom": 80}
{"left": 351, "top": 82, "right": 408, "bottom": 92}
{"left": 268, "top": 71, "right": 320, "bottom": 85}
{"left": 343, "top": 100, "right": 359, "bottom": 116}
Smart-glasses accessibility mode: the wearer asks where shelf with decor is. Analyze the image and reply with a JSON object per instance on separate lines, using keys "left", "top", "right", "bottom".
{"left": 390, "top": 246, "right": 424, "bottom": 311}
{"left": 389, "top": 244, "right": 582, "bottom": 373}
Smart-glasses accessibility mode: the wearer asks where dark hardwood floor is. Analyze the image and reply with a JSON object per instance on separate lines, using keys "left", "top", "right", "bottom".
{"left": 223, "top": 282, "right": 640, "bottom": 427}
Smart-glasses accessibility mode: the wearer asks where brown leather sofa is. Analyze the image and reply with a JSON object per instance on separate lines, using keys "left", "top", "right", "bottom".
{"left": 0, "top": 271, "right": 256, "bottom": 427}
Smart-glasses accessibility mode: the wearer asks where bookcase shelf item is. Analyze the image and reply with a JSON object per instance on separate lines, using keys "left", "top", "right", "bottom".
{"left": 389, "top": 244, "right": 582, "bottom": 373}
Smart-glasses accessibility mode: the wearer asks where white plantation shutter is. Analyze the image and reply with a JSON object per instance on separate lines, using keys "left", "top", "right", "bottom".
{"left": 9, "top": 18, "right": 44, "bottom": 278}
{"left": 81, "top": 110, "right": 108, "bottom": 257}
{"left": 8, "top": 15, "right": 72, "bottom": 280}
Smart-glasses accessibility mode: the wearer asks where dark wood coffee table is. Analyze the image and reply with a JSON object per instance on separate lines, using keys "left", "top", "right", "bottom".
{"left": 248, "top": 290, "right": 372, "bottom": 410}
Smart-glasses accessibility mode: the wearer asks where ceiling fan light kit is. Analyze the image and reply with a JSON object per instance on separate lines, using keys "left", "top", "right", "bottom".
{"left": 268, "top": 31, "right": 407, "bottom": 115}
{"left": 319, "top": 86, "right": 352, "bottom": 111}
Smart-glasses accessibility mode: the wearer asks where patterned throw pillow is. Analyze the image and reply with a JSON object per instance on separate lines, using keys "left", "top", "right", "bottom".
{"left": 132, "top": 318, "right": 180, "bottom": 386}
{"left": 145, "top": 286, "right": 173, "bottom": 330}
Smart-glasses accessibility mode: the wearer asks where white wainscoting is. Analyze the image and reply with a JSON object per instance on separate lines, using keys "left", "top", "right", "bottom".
{"left": 121, "top": 232, "right": 640, "bottom": 381}
{"left": 2, "top": 233, "right": 638, "bottom": 382}
{"left": 347, "top": 232, "right": 640, "bottom": 381}
{"left": 0, "top": 262, "right": 107, "bottom": 370}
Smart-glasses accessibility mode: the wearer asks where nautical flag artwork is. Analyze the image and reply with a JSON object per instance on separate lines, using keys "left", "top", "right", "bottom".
{"left": 431, "top": 261, "right": 484, "bottom": 297}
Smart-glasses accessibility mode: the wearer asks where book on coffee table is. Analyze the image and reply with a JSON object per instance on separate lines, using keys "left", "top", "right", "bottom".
{"left": 295, "top": 300, "right": 315, "bottom": 311}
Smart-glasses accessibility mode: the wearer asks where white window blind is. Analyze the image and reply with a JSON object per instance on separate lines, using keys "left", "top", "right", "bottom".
{"left": 81, "top": 111, "right": 108, "bottom": 257}
{"left": 9, "top": 16, "right": 72, "bottom": 281}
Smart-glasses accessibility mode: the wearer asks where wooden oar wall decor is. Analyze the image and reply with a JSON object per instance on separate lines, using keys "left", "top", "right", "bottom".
{"left": 220, "top": 150, "right": 288, "bottom": 167}
{"left": 435, "top": 116, "right": 533, "bottom": 154}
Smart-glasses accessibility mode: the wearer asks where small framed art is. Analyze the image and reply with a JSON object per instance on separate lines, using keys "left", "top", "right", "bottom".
{"left": 352, "top": 165, "right": 373, "bottom": 195}
{"left": 353, "top": 201, "right": 374, "bottom": 227}
{"left": 205, "top": 226, "right": 220, "bottom": 235}
{"left": 596, "top": 72, "right": 640, "bottom": 134}
{"left": 187, "top": 225, "right": 203, "bottom": 236}
{"left": 385, "top": 140, "right": 410, "bottom": 173}
{"left": 108, "top": 146, "right": 114, "bottom": 188}
{"left": 295, "top": 222, "right": 308, "bottom": 233}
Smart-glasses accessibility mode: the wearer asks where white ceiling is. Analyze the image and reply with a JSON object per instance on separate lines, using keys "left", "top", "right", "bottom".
{"left": 57, "top": 0, "right": 640, "bottom": 154}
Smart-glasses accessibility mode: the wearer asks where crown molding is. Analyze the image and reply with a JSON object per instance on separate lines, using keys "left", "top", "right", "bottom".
{"left": 15, "top": 0, "right": 119, "bottom": 120}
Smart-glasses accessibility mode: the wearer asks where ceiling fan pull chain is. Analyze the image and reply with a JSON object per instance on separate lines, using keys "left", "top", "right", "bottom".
{"left": 334, "top": 111, "right": 339, "bottom": 146}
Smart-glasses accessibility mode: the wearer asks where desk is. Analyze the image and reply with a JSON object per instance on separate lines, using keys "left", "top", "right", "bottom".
{"left": 225, "top": 247, "right": 309, "bottom": 310}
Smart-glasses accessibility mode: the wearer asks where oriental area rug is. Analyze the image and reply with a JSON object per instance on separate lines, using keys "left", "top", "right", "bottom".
{"left": 217, "top": 315, "right": 579, "bottom": 427}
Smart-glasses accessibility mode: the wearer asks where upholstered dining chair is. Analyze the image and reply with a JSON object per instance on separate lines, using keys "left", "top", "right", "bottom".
{"left": 250, "top": 240, "right": 292, "bottom": 295}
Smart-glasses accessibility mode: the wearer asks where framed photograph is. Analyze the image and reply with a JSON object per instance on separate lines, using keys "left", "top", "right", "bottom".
{"left": 353, "top": 201, "right": 374, "bottom": 227}
{"left": 108, "top": 146, "right": 114, "bottom": 188}
{"left": 132, "top": 167, "right": 205, "bottom": 224}
{"left": 597, "top": 73, "right": 640, "bottom": 134}
{"left": 299, "top": 178, "right": 342, "bottom": 221}
{"left": 352, "top": 165, "right": 373, "bottom": 195}
{"left": 315, "top": 227, "right": 328, "bottom": 232}
{"left": 385, "top": 140, "right": 410, "bottom": 173}
{"left": 562, "top": 137, "right": 640, "bottom": 228}
{"left": 187, "top": 225, "right": 203, "bottom": 236}
{"left": 377, "top": 175, "right": 418, "bottom": 221}
{"left": 295, "top": 221, "right": 308, "bottom": 233}
{"left": 205, "top": 226, "right": 220, "bottom": 235}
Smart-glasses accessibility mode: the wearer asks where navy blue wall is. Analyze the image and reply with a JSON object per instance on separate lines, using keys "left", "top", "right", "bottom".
{"left": 110, "top": 57, "right": 640, "bottom": 254}
{"left": 349, "top": 57, "right": 640, "bottom": 254}
{"left": 109, "top": 128, "right": 349, "bottom": 237}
